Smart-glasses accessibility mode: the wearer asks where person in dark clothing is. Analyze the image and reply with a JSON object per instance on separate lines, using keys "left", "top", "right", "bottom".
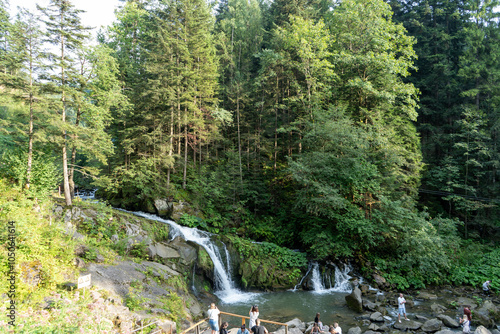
{"left": 251, "top": 319, "right": 268, "bottom": 334}
{"left": 220, "top": 322, "right": 229, "bottom": 334}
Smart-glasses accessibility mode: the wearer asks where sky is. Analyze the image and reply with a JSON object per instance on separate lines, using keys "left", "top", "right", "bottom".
{"left": 10, "top": 0, "right": 122, "bottom": 38}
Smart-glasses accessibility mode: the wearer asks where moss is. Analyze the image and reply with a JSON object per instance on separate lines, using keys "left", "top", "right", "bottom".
{"left": 197, "top": 247, "right": 213, "bottom": 272}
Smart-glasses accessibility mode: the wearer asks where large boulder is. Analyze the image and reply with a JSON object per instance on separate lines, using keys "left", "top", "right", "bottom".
{"left": 347, "top": 327, "right": 362, "bottom": 334}
{"left": 421, "top": 319, "right": 442, "bottom": 332}
{"left": 418, "top": 292, "right": 438, "bottom": 300}
{"left": 437, "top": 315, "right": 459, "bottom": 328}
{"left": 430, "top": 303, "right": 447, "bottom": 315}
{"left": 370, "top": 312, "right": 384, "bottom": 322}
{"left": 434, "top": 330, "right": 455, "bottom": 334}
{"left": 372, "top": 274, "right": 387, "bottom": 289}
{"left": 286, "top": 319, "right": 306, "bottom": 332}
{"left": 478, "top": 301, "right": 500, "bottom": 322}
{"left": 475, "top": 326, "right": 492, "bottom": 334}
{"left": 346, "top": 287, "right": 363, "bottom": 313}
{"left": 393, "top": 320, "right": 422, "bottom": 331}
{"left": 363, "top": 300, "right": 379, "bottom": 312}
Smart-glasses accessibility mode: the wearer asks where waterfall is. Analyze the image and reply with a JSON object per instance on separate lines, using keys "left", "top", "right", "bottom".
{"left": 292, "top": 262, "right": 313, "bottom": 291}
{"left": 130, "top": 211, "right": 257, "bottom": 304}
{"left": 310, "top": 262, "right": 353, "bottom": 294}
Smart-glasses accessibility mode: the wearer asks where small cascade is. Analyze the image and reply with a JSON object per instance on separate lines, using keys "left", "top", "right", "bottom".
{"left": 292, "top": 262, "right": 313, "bottom": 291}
{"left": 309, "top": 262, "right": 353, "bottom": 294}
{"left": 130, "top": 211, "right": 257, "bottom": 304}
{"left": 311, "top": 262, "right": 327, "bottom": 292}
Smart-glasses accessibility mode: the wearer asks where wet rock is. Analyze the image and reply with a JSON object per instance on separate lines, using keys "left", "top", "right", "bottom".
{"left": 434, "top": 330, "right": 455, "bottom": 334}
{"left": 475, "top": 326, "right": 492, "bottom": 334}
{"left": 430, "top": 303, "right": 447, "bottom": 314}
{"left": 376, "top": 307, "right": 388, "bottom": 316}
{"left": 474, "top": 310, "right": 495, "bottom": 328}
{"left": 364, "top": 331, "right": 379, "bottom": 334}
{"left": 437, "top": 314, "right": 459, "bottom": 328}
{"left": 478, "top": 301, "right": 499, "bottom": 322}
{"left": 418, "top": 292, "right": 438, "bottom": 300}
{"left": 360, "top": 284, "right": 370, "bottom": 295}
{"left": 347, "top": 327, "right": 362, "bottom": 334}
{"left": 370, "top": 312, "right": 384, "bottom": 322}
{"left": 457, "top": 297, "right": 478, "bottom": 310}
{"left": 363, "top": 300, "right": 378, "bottom": 312}
{"left": 368, "top": 324, "right": 381, "bottom": 331}
{"left": 416, "top": 315, "right": 429, "bottom": 322}
{"left": 346, "top": 287, "right": 363, "bottom": 313}
{"left": 421, "top": 319, "right": 442, "bottom": 332}
{"left": 393, "top": 320, "right": 422, "bottom": 331}
{"left": 378, "top": 325, "right": 389, "bottom": 332}
{"left": 361, "top": 320, "right": 371, "bottom": 326}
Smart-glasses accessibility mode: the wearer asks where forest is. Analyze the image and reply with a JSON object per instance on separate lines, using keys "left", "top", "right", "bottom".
{"left": 1, "top": 0, "right": 500, "bottom": 289}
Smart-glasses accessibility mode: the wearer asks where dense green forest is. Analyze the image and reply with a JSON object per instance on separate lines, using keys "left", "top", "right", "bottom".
{"left": 1, "top": 0, "right": 500, "bottom": 289}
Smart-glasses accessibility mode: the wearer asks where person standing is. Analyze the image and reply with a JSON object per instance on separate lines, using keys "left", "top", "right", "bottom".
{"left": 250, "top": 319, "right": 268, "bottom": 334}
{"left": 249, "top": 305, "right": 259, "bottom": 328}
{"left": 483, "top": 280, "right": 492, "bottom": 295}
{"left": 460, "top": 314, "right": 471, "bottom": 334}
{"left": 463, "top": 306, "right": 472, "bottom": 322}
{"left": 397, "top": 293, "right": 410, "bottom": 323}
{"left": 208, "top": 303, "right": 220, "bottom": 334}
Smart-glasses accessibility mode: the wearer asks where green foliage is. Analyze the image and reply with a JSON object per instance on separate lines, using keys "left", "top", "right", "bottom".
{"left": 0, "top": 149, "right": 60, "bottom": 197}
{"left": 229, "top": 235, "right": 307, "bottom": 269}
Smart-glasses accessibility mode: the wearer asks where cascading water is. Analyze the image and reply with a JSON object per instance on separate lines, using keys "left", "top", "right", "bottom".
{"left": 309, "top": 262, "right": 353, "bottom": 294}
{"left": 130, "top": 211, "right": 257, "bottom": 304}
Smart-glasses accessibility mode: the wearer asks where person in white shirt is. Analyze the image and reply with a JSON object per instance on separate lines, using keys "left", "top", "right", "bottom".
{"left": 332, "top": 323, "right": 342, "bottom": 334}
{"left": 208, "top": 303, "right": 220, "bottom": 334}
{"left": 397, "top": 293, "right": 409, "bottom": 323}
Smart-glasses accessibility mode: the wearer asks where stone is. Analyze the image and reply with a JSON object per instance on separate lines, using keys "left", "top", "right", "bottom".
{"left": 431, "top": 303, "right": 447, "bottom": 314}
{"left": 153, "top": 199, "right": 173, "bottom": 217}
{"left": 61, "top": 282, "right": 77, "bottom": 291}
{"left": 363, "top": 300, "right": 378, "bottom": 312}
{"left": 154, "top": 243, "right": 180, "bottom": 259}
{"left": 393, "top": 320, "right": 422, "bottom": 331}
{"left": 364, "top": 331, "right": 379, "bottom": 334}
{"left": 478, "top": 300, "right": 499, "bottom": 320}
{"left": 434, "top": 330, "right": 455, "bottom": 334}
{"left": 346, "top": 287, "right": 363, "bottom": 313}
{"left": 372, "top": 274, "right": 387, "bottom": 288}
{"left": 437, "top": 314, "right": 460, "bottom": 328}
{"left": 74, "top": 257, "right": 86, "bottom": 268}
{"left": 286, "top": 319, "right": 306, "bottom": 332}
{"left": 418, "top": 292, "right": 438, "bottom": 300}
{"left": 416, "top": 315, "right": 429, "bottom": 322}
{"left": 347, "top": 327, "right": 362, "bottom": 334}
{"left": 491, "top": 329, "right": 500, "bottom": 334}
{"left": 370, "top": 312, "right": 384, "bottom": 322}
{"left": 368, "top": 324, "right": 379, "bottom": 331}
{"left": 158, "top": 320, "right": 176, "bottom": 334}
{"left": 421, "top": 319, "right": 442, "bottom": 332}
{"left": 475, "top": 326, "right": 493, "bottom": 334}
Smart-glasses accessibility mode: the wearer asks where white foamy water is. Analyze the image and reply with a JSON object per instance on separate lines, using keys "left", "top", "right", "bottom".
{"left": 130, "top": 211, "right": 258, "bottom": 304}
{"left": 310, "top": 262, "right": 353, "bottom": 294}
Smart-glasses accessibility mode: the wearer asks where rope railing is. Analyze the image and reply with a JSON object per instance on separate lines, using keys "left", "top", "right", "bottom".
{"left": 179, "top": 311, "right": 289, "bottom": 334}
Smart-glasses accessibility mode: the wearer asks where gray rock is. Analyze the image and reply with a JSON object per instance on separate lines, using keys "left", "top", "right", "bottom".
{"left": 370, "top": 312, "right": 384, "bottom": 322}
{"left": 368, "top": 324, "right": 379, "bottom": 331}
{"left": 393, "top": 320, "right": 422, "bottom": 331}
{"left": 158, "top": 320, "right": 176, "bottom": 334}
{"left": 418, "top": 292, "right": 438, "bottom": 300}
{"left": 383, "top": 316, "right": 392, "bottom": 322}
{"left": 364, "top": 331, "right": 379, "bottom": 334}
{"left": 491, "top": 330, "right": 500, "bottom": 334}
{"left": 154, "top": 199, "right": 173, "bottom": 217}
{"left": 85, "top": 261, "right": 147, "bottom": 297}
{"left": 434, "top": 330, "right": 455, "bottom": 334}
{"left": 347, "top": 327, "right": 362, "bottom": 334}
{"left": 431, "top": 303, "right": 447, "bottom": 314}
{"left": 372, "top": 274, "right": 387, "bottom": 288}
{"left": 475, "top": 326, "right": 493, "bottom": 334}
{"left": 377, "top": 325, "right": 389, "bottom": 332}
{"left": 416, "top": 315, "right": 429, "bottom": 322}
{"left": 346, "top": 287, "right": 363, "bottom": 313}
{"left": 286, "top": 319, "right": 306, "bottom": 332}
{"left": 421, "top": 319, "right": 442, "bottom": 332}
{"left": 170, "top": 237, "right": 198, "bottom": 266}
{"left": 74, "top": 257, "right": 85, "bottom": 268}
{"left": 363, "top": 300, "right": 378, "bottom": 312}
{"left": 437, "top": 314, "right": 460, "bottom": 328}
{"left": 154, "top": 243, "right": 180, "bottom": 259}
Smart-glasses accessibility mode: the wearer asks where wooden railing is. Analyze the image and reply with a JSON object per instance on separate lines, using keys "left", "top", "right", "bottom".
{"left": 179, "top": 311, "right": 289, "bottom": 334}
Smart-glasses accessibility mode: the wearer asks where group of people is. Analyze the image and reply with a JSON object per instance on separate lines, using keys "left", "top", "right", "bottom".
{"left": 209, "top": 283, "right": 493, "bottom": 334}
{"left": 312, "top": 313, "right": 341, "bottom": 334}
{"left": 207, "top": 304, "right": 342, "bottom": 334}
{"left": 207, "top": 304, "right": 268, "bottom": 334}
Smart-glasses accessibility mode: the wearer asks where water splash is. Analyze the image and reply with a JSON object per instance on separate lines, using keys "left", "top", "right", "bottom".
{"left": 311, "top": 262, "right": 353, "bottom": 294}
{"left": 130, "top": 211, "right": 258, "bottom": 304}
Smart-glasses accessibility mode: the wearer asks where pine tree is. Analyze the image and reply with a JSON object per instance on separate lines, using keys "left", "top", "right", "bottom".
{"left": 38, "top": 0, "right": 91, "bottom": 205}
